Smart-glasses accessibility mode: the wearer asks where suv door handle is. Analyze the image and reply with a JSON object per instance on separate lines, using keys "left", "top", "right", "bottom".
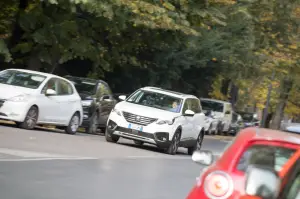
{"left": 68, "top": 100, "right": 76, "bottom": 102}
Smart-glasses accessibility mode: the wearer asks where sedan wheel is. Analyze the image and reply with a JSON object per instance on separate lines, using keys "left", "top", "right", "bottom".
{"left": 65, "top": 113, "right": 80, "bottom": 135}
{"left": 18, "top": 106, "right": 38, "bottom": 130}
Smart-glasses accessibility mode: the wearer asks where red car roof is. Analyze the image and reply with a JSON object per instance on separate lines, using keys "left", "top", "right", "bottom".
{"left": 239, "top": 127, "right": 300, "bottom": 145}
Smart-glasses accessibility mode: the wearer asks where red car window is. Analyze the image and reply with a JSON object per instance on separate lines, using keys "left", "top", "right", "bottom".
{"left": 236, "top": 144, "right": 296, "bottom": 172}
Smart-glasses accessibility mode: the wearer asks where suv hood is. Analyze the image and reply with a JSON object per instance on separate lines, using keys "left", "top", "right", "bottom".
{"left": 116, "top": 101, "right": 178, "bottom": 120}
{"left": 0, "top": 84, "right": 36, "bottom": 99}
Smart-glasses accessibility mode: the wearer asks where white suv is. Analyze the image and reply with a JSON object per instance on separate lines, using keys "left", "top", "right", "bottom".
{"left": 105, "top": 87, "right": 206, "bottom": 155}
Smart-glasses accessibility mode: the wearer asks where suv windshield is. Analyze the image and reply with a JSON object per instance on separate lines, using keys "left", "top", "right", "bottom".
{"left": 67, "top": 77, "right": 97, "bottom": 95}
{"left": 127, "top": 90, "right": 183, "bottom": 113}
{"left": 0, "top": 70, "right": 46, "bottom": 89}
{"left": 201, "top": 100, "right": 224, "bottom": 112}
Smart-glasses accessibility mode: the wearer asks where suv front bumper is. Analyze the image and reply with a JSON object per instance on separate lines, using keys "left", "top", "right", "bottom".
{"left": 107, "top": 119, "right": 173, "bottom": 148}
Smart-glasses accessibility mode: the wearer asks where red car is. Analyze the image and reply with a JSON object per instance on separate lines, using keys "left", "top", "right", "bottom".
{"left": 186, "top": 127, "right": 300, "bottom": 199}
{"left": 240, "top": 147, "right": 300, "bottom": 199}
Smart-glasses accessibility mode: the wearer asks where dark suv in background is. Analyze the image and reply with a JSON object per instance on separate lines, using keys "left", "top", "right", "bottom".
{"left": 65, "top": 76, "right": 117, "bottom": 134}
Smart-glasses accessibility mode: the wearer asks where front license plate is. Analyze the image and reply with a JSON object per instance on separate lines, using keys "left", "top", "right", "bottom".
{"left": 128, "top": 123, "right": 143, "bottom": 132}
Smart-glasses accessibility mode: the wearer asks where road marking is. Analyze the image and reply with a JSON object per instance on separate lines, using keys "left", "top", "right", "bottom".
{"left": 0, "top": 148, "right": 69, "bottom": 158}
{"left": 0, "top": 157, "right": 98, "bottom": 162}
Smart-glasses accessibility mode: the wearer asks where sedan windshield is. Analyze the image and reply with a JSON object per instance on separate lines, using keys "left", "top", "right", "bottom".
{"left": 0, "top": 70, "right": 46, "bottom": 89}
{"left": 127, "top": 90, "right": 183, "bottom": 113}
{"left": 201, "top": 100, "right": 224, "bottom": 112}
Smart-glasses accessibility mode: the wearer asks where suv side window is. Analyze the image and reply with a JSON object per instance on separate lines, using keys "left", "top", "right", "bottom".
{"left": 236, "top": 144, "right": 295, "bottom": 172}
{"left": 96, "top": 82, "right": 112, "bottom": 98}
{"left": 182, "top": 99, "right": 191, "bottom": 114}
{"left": 190, "top": 99, "right": 201, "bottom": 113}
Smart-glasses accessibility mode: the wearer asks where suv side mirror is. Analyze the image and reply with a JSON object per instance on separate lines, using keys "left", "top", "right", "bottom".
{"left": 118, "top": 95, "right": 126, "bottom": 101}
{"left": 245, "top": 165, "right": 281, "bottom": 199}
{"left": 192, "top": 150, "right": 213, "bottom": 166}
{"left": 45, "top": 89, "right": 57, "bottom": 96}
{"left": 184, "top": 110, "right": 195, "bottom": 117}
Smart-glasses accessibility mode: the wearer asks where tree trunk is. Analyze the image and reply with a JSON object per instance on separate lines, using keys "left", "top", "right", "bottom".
{"left": 27, "top": 52, "right": 41, "bottom": 71}
{"left": 270, "top": 78, "right": 293, "bottom": 130}
{"left": 8, "top": 0, "right": 29, "bottom": 49}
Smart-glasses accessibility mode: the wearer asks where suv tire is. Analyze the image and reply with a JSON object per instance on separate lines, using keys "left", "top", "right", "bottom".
{"left": 105, "top": 129, "right": 120, "bottom": 143}
{"left": 188, "top": 130, "right": 204, "bottom": 155}
{"left": 165, "top": 129, "right": 181, "bottom": 155}
{"left": 86, "top": 113, "right": 98, "bottom": 134}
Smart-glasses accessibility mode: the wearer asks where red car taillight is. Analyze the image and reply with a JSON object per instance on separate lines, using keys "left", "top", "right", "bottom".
{"left": 204, "top": 171, "right": 234, "bottom": 199}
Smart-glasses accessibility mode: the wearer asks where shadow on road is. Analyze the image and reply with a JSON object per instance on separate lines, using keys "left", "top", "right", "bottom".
{"left": 118, "top": 142, "right": 188, "bottom": 156}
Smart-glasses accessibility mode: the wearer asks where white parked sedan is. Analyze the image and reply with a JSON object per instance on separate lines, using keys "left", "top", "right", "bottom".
{"left": 0, "top": 69, "right": 83, "bottom": 134}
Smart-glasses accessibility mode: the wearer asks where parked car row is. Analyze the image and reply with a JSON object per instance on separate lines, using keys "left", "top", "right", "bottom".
{"left": 0, "top": 68, "right": 253, "bottom": 155}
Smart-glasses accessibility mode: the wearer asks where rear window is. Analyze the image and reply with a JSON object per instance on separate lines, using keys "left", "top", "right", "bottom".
{"left": 236, "top": 144, "right": 296, "bottom": 172}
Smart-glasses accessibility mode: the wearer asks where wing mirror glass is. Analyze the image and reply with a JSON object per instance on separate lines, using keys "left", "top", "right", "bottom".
{"left": 45, "top": 89, "right": 57, "bottom": 96}
{"left": 184, "top": 110, "right": 195, "bottom": 117}
{"left": 245, "top": 165, "right": 281, "bottom": 199}
{"left": 192, "top": 150, "right": 214, "bottom": 166}
{"left": 118, "top": 95, "right": 126, "bottom": 101}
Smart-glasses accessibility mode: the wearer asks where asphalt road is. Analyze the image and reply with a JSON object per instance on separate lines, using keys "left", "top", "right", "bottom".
{"left": 0, "top": 123, "right": 232, "bottom": 199}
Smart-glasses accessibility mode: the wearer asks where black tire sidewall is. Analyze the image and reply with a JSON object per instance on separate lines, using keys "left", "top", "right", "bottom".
{"left": 66, "top": 113, "right": 80, "bottom": 134}
{"left": 20, "top": 106, "right": 39, "bottom": 129}
{"left": 87, "top": 112, "right": 98, "bottom": 134}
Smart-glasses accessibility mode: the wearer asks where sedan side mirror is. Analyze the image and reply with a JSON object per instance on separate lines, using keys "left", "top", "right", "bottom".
{"left": 45, "top": 89, "right": 57, "bottom": 96}
{"left": 192, "top": 150, "right": 214, "bottom": 166}
{"left": 118, "top": 95, "right": 126, "bottom": 101}
{"left": 245, "top": 165, "right": 281, "bottom": 199}
{"left": 184, "top": 110, "right": 195, "bottom": 117}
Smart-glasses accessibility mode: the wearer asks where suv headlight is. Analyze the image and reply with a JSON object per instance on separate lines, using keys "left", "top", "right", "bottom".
{"left": 81, "top": 100, "right": 93, "bottom": 107}
{"left": 111, "top": 108, "right": 122, "bottom": 116}
{"left": 8, "top": 94, "right": 29, "bottom": 102}
{"left": 157, "top": 119, "right": 175, "bottom": 125}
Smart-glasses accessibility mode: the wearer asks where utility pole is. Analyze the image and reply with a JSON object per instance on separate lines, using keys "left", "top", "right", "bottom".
{"left": 260, "top": 70, "right": 276, "bottom": 128}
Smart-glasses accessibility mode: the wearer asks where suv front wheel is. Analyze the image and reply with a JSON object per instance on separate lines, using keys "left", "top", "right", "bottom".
{"left": 188, "top": 130, "right": 204, "bottom": 155}
{"left": 165, "top": 129, "right": 181, "bottom": 155}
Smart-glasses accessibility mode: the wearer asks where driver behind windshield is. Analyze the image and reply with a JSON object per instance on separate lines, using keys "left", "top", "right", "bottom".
{"left": 169, "top": 100, "right": 180, "bottom": 112}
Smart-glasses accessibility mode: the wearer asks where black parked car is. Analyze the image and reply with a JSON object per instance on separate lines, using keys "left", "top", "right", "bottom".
{"left": 65, "top": 76, "right": 117, "bottom": 134}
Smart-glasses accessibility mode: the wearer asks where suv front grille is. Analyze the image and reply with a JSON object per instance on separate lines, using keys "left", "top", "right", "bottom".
{"left": 122, "top": 111, "right": 157, "bottom": 126}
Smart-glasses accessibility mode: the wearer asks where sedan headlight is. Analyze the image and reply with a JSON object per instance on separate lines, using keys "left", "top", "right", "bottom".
{"left": 8, "top": 94, "right": 29, "bottom": 102}
{"left": 157, "top": 119, "right": 175, "bottom": 125}
{"left": 111, "top": 108, "right": 122, "bottom": 116}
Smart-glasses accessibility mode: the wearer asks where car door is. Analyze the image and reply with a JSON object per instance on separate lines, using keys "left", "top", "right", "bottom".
{"left": 55, "top": 78, "right": 77, "bottom": 125}
{"left": 279, "top": 152, "right": 300, "bottom": 199}
{"left": 180, "top": 99, "right": 193, "bottom": 140}
{"left": 38, "top": 78, "right": 62, "bottom": 123}
{"left": 96, "top": 82, "right": 114, "bottom": 126}
{"left": 190, "top": 98, "right": 205, "bottom": 139}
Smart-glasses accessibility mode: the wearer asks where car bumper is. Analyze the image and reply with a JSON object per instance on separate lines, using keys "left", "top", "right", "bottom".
{"left": 81, "top": 106, "right": 93, "bottom": 127}
{"left": 107, "top": 112, "right": 173, "bottom": 148}
{"left": 0, "top": 100, "right": 30, "bottom": 122}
